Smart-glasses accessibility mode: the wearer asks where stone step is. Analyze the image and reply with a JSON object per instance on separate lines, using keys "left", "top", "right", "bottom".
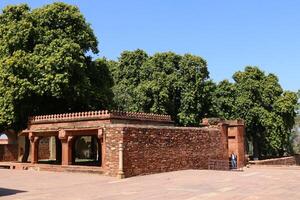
{"left": 37, "top": 165, "right": 105, "bottom": 174}
{"left": 0, "top": 162, "right": 105, "bottom": 175}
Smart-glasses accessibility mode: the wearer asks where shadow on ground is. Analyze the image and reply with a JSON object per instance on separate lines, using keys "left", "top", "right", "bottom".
{"left": 0, "top": 188, "right": 26, "bottom": 197}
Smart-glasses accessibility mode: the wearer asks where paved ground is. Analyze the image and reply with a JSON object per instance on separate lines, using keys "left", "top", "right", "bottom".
{"left": 1, "top": 166, "right": 300, "bottom": 200}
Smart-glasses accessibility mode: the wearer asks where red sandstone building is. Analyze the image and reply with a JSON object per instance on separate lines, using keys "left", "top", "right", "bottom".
{"left": 0, "top": 110, "right": 245, "bottom": 178}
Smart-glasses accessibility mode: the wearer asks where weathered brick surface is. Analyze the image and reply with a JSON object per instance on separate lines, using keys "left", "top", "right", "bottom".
{"left": 0, "top": 144, "right": 18, "bottom": 161}
{"left": 227, "top": 125, "right": 245, "bottom": 168}
{"left": 250, "top": 155, "right": 300, "bottom": 165}
{"left": 27, "top": 110, "right": 172, "bottom": 131}
{"left": 122, "top": 126, "right": 228, "bottom": 177}
{"left": 103, "top": 127, "right": 123, "bottom": 176}
{"left": 12, "top": 112, "right": 246, "bottom": 178}
{"left": 38, "top": 137, "right": 50, "bottom": 160}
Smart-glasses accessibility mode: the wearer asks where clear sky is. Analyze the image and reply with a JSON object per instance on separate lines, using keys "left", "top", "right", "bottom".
{"left": 0, "top": 0, "right": 299, "bottom": 91}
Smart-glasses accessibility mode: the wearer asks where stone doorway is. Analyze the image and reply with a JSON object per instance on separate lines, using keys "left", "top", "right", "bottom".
{"left": 37, "top": 136, "right": 62, "bottom": 165}
{"left": 72, "top": 135, "right": 102, "bottom": 166}
{"left": 0, "top": 131, "right": 18, "bottom": 162}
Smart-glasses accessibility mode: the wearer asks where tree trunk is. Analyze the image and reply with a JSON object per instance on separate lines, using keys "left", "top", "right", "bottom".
{"left": 253, "top": 136, "right": 259, "bottom": 160}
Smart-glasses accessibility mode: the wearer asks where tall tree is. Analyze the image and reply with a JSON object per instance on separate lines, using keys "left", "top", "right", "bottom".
{"left": 0, "top": 3, "right": 113, "bottom": 131}
{"left": 211, "top": 80, "right": 236, "bottom": 120}
{"left": 213, "top": 66, "right": 298, "bottom": 158}
{"left": 110, "top": 50, "right": 212, "bottom": 125}
{"left": 109, "top": 49, "right": 148, "bottom": 111}
{"left": 292, "top": 91, "right": 300, "bottom": 153}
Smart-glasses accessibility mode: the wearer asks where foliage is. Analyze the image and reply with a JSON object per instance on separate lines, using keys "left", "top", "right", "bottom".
{"left": 0, "top": 3, "right": 113, "bottom": 131}
{"left": 211, "top": 80, "right": 236, "bottom": 120}
{"left": 212, "top": 66, "right": 298, "bottom": 158}
{"left": 110, "top": 50, "right": 212, "bottom": 125}
{"left": 291, "top": 91, "right": 300, "bottom": 153}
{"left": 109, "top": 49, "right": 148, "bottom": 112}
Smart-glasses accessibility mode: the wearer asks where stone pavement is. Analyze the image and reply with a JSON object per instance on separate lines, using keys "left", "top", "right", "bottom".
{"left": 1, "top": 166, "right": 300, "bottom": 200}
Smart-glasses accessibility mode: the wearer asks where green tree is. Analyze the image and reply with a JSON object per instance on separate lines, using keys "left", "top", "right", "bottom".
{"left": 288, "top": 90, "right": 300, "bottom": 153}
{"left": 211, "top": 80, "right": 236, "bottom": 120}
{"left": 213, "top": 66, "right": 298, "bottom": 158}
{"left": 110, "top": 50, "right": 212, "bottom": 125}
{"left": 0, "top": 3, "right": 113, "bottom": 131}
{"left": 109, "top": 49, "right": 148, "bottom": 111}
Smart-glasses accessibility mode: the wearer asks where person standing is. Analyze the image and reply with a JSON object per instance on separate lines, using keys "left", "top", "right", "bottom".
{"left": 230, "top": 152, "right": 237, "bottom": 169}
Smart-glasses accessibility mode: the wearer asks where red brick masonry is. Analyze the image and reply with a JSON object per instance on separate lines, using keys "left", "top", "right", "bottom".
{"left": 122, "top": 125, "right": 228, "bottom": 177}
{"left": 0, "top": 131, "right": 18, "bottom": 162}
{"left": 0, "top": 144, "right": 18, "bottom": 161}
{"left": 38, "top": 137, "right": 50, "bottom": 160}
{"left": 13, "top": 111, "right": 245, "bottom": 178}
{"left": 250, "top": 155, "right": 300, "bottom": 166}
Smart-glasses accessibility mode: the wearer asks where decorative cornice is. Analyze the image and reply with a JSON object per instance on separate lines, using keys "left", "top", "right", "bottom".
{"left": 29, "top": 110, "right": 173, "bottom": 124}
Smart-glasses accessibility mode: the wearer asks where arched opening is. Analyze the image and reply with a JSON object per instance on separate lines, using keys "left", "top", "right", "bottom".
{"left": 0, "top": 131, "right": 18, "bottom": 162}
{"left": 0, "top": 133, "right": 9, "bottom": 144}
{"left": 72, "top": 135, "right": 101, "bottom": 166}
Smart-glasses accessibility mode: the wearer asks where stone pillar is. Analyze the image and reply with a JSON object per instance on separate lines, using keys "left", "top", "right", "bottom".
{"left": 236, "top": 125, "right": 246, "bottom": 168}
{"left": 49, "top": 136, "right": 56, "bottom": 160}
{"left": 98, "top": 128, "right": 104, "bottom": 167}
{"left": 117, "top": 142, "right": 125, "bottom": 179}
{"left": 59, "top": 130, "right": 73, "bottom": 166}
{"left": 29, "top": 133, "right": 39, "bottom": 164}
{"left": 218, "top": 122, "right": 229, "bottom": 159}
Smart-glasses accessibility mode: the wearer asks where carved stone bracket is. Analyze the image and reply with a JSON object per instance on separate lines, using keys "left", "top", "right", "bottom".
{"left": 67, "top": 136, "right": 74, "bottom": 143}
{"left": 58, "top": 130, "right": 67, "bottom": 140}
{"left": 28, "top": 132, "right": 34, "bottom": 142}
{"left": 97, "top": 128, "right": 103, "bottom": 139}
{"left": 28, "top": 132, "right": 39, "bottom": 143}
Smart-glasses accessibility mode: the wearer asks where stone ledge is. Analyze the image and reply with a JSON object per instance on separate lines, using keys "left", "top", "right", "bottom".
{"left": 29, "top": 110, "right": 173, "bottom": 124}
{"left": 21, "top": 124, "right": 220, "bottom": 134}
{"left": 249, "top": 155, "right": 300, "bottom": 166}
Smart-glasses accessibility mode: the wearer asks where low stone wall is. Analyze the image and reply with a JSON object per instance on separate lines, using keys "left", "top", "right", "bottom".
{"left": 122, "top": 125, "right": 228, "bottom": 177}
{"left": 0, "top": 144, "right": 18, "bottom": 161}
{"left": 250, "top": 155, "right": 300, "bottom": 166}
{"left": 31, "top": 124, "right": 230, "bottom": 178}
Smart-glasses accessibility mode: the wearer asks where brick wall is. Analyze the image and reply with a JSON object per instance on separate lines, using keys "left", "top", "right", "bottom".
{"left": 122, "top": 125, "right": 228, "bottom": 177}
{"left": 103, "top": 126, "right": 123, "bottom": 176}
{"left": 38, "top": 137, "right": 50, "bottom": 160}
{"left": 250, "top": 155, "right": 300, "bottom": 166}
{"left": 0, "top": 144, "right": 18, "bottom": 161}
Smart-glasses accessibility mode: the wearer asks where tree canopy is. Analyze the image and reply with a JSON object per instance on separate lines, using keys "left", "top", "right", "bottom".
{"left": 109, "top": 49, "right": 213, "bottom": 125}
{"left": 212, "top": 66, "right": 298, "bottom": 158}
{"left": 0, "top": 3, "right": 113, "bottom": 131}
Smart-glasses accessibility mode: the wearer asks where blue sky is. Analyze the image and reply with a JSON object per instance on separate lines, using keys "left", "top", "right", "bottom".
{"left": 1, "top": 1, "right": 299, "bottom": 91}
